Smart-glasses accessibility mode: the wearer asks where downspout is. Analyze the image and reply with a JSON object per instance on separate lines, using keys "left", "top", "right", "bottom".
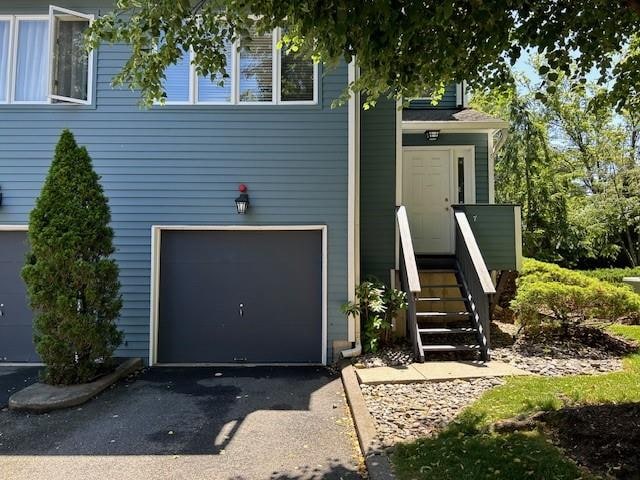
{"left": 342, "top": 60, "right": 362, "bottom": 359}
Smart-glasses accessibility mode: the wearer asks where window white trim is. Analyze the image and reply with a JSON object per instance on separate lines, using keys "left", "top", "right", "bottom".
{"left": 48, "top": 5, "right": 94, "bottom": 105}
{"left": 0, "top": 15, "right": 13, "bottom": 104}
{"left": 1, "top": 12, "right": 94, "bottom": 106}
{"left": 162, "top": 28, "right": 318, "bottom": 106}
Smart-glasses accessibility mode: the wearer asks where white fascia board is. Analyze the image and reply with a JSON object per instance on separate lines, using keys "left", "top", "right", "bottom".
{"left": 402, "top": 120, "right": 509, "bottom": 133}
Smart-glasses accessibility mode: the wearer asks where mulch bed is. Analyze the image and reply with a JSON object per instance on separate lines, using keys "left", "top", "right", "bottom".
{"left": 541, "top": 403, "right": 640, "bottom": 479}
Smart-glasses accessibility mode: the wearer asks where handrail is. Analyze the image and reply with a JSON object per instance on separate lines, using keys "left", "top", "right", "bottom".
{"left": 396, "top": 206, "right": 421, "bottom": 293}
{"left": 454, "top": 211, "right": 496, "bottom": 295}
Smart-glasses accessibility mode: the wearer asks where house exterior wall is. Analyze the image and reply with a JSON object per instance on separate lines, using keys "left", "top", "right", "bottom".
{"left": 359, "top": 114, "right": 491, "bottom": 283}
{"left": 0, "top": 1, "right": 350, "bottom": 361}
{"left": 360, "top": 98, "right": 397, "bottom": 284}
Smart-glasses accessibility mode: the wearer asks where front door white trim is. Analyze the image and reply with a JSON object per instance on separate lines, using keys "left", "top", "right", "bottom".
{"left": 395, "top": 146, "right": 476, "bottom": 265}
{"left": 149, "top": 225, "right": 328, "bottom": 366}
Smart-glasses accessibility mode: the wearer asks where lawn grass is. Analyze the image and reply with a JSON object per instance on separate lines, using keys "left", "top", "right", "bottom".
{"left": 392, "top": 325, "right": 640, "bottom": 479}
{"left": 394, "top": 430, "right": 591, "bottom": 480}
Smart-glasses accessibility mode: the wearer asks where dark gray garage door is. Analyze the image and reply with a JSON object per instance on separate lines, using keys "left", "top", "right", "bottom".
{"left": 157, "top": 230, "right": 323, "bottom": 364}
{"left": 0, "top": 231, "right": 38, "bottom": 363}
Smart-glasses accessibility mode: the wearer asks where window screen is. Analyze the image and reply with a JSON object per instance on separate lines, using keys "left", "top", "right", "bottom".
{"left": 163, "top": 49, "right": 191, "bottom": 102}
{"left": 239, "top": 32, "right": 272, "bottom": 102}
{"left": 281, "top": 48, "right": 314, "bottom": 102}
{"left": 51, "top": 16, "right": 90, "bottom": 102}
{"left": 198, "top": 40, "right": 232, "bottom": 103}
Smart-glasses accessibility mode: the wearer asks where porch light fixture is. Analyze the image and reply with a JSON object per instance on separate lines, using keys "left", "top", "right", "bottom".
{"left": 424, "top": 129, "right": 440, "bottom": 141}
{"left": 235, "top": 184, "right": 250, "bottom": 214}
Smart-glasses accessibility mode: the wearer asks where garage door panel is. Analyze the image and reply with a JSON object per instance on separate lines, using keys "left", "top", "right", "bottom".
{"left": 0, "top": 231, "right": 38, "bottom": 363}
{"left": 157, "top": 229, "right": 323, "bottom": 364}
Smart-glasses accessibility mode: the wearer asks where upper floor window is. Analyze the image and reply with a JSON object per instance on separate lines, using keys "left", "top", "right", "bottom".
{"left": 0, "top": 6, "right": 94, "bottom": 105}
{"left": 161, "top": 28, "right": 318, "bottom": 105}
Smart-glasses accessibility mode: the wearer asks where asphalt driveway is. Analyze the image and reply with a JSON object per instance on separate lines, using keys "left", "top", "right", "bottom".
{"left": 0, "top": 366, "right": 363, "bottom": 480}
{"left": 0, "top": 366, "right": 40, "bottom": 408}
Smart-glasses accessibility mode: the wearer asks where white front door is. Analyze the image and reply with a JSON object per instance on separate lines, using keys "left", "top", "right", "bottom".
{"left": 402, "top": 148, "right": 455, "bottom": 254}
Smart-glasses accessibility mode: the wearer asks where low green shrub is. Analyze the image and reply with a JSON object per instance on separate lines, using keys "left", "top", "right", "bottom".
{"left": 342, "top": 280, "right": 407, "bottom": 353}
{"left": 511, "top": 259, "right": 640, "bottom": 332}
{"left": 583, "top": 267, "right": 640, "bottom": 285}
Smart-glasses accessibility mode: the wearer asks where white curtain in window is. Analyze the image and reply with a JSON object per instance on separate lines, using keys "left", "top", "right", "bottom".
{"left": 281, "top": 48, "right": 314, "bottom": 102}
{"left": 163, "top": 50, "right": 190, "bottom": 102}
{"left": 0, "top": 21, "right": 9, "bottom": 102}
{"left": 15, "top": 20, "right": 49, "bottom": 102}
{"left": 239, "top": 33, "right": 272, "bottom": 102}
{"left": 198, "top": 41, "right": 232, "bottom": 103}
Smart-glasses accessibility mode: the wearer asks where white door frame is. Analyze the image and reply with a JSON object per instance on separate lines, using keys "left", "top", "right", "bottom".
{"left": 149, "top": 225, "right": 328, "bottom": 366}
{"left": 394, "top": 146, "right": 476, "bottom": 267}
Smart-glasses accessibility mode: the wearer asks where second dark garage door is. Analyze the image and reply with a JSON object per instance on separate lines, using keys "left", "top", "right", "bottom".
{"left": 157, "top": 229, "right": 323, "bottom": 364}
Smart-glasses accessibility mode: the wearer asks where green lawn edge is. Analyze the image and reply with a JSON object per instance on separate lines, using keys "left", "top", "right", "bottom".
{"left": 392, "top": 325, "right": 640, "bottom": 480}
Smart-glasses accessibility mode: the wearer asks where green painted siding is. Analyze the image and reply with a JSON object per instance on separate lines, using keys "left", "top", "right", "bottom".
{"left": 360, "top": 98, "right": 397, "bottom": 285}
{"left": 403, "top": 133, "right": 490, "bottom": 203}
{"left": 408, "top": 84, "right": 458, "bottom": 109}
{"left": 456, "top": 205, "right": 520, "bottom": 271}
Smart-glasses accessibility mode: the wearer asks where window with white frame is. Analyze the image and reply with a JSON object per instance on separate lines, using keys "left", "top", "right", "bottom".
{"left": 162, "top": 28, "right": 317, "bottom": 105}
{"left": 0, "top": 6, "right": 94, "bottom": 105}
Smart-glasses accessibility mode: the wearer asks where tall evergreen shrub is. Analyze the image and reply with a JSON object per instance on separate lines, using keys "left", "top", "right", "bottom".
{"left": 22, "top": 130, "right": 122, "bottom": 385}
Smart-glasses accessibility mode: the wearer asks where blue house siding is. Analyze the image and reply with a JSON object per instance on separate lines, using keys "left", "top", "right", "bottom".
{"left": 360, "top": 98, "right": 397, "bottom": 285}
{"left": 407, "top": 83, "right": 459, "bottom": 109}
{"left": 0, "top": 2, "right": 350, "bottom": 361}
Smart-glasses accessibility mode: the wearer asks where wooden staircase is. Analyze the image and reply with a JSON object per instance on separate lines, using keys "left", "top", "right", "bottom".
{"left": 414, "top": 258, "right": 484, "bottom": 359}
{"left": 396, "top": 206, "right": 495, "bottom": 364}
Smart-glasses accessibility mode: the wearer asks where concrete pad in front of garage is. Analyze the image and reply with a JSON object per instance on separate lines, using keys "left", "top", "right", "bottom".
{"left": 0, "top": 366, "right": 364, "bottom": 480}
{"left": 356, "top": 360, "right": 530, "bottom": 385}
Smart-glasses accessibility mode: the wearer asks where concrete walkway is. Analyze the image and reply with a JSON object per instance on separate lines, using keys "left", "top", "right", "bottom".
{"left": 356, "top": 360, "right": 530, "bottom": 385}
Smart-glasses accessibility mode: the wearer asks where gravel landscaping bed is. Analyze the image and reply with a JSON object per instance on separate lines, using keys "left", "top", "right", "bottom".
{"left": 490, "top": 322, "right": 635, "bottom": 376}
{"left": 354, "top": 345, "right": 414, "bottom": 368}
{"left": 361, "top": 378, "right": 504, "bottom": 446}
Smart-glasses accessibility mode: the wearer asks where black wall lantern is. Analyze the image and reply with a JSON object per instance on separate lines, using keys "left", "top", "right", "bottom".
{"left": 235, "top": 184, "right": 250, "bottom": 214}
{"left": 424, "top": 129, "right": 440, "bottom": 141}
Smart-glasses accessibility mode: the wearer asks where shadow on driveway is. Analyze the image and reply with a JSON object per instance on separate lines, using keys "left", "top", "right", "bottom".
{"left": 0, "top": 366, "right": 363, "bottom": 479}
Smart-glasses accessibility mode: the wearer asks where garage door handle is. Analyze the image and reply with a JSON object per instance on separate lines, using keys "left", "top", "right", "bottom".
{"left": 0, "top": 304, "right": 3, "bottom": 317}
{"left": 239, "top": 303, "right": 244, "bottom": 317}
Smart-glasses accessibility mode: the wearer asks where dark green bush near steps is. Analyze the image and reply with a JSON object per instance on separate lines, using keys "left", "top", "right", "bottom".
{"left": 22, "top": 130, "right": 123, "bottom": 385}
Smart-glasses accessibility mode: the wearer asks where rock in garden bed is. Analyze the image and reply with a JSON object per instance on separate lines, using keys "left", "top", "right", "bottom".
{"left": 491, "top": 322, "right": 635, "bottom": 376}
{"left": 361, "top": 378, "right": 503, "bottom": 446}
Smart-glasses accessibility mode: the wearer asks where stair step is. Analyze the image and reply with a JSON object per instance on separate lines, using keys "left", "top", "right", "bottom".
{"left": 418, "top": 327, "right": 477, "bottom": 334}
{"left": 417, "top": 296, "right": 468, "bottom": 302}
{"left": 416, "top": 312, "right": 471, "bottom": 318}
{"left": 421, "top": 344, "right": 481, "bottom": 352}
{"left": 420, "top": 284, "right": 464, "bottom": 289}
{"left": 419, "top": 269, "right": 458, "bottom": 274}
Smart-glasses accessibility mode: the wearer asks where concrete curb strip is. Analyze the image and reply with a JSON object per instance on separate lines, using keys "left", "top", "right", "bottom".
{"left": 341, "top": 363, "right": 396, "bottom": 480}
{"left": 9, "top": 358, "right": 143, "bottom": 413}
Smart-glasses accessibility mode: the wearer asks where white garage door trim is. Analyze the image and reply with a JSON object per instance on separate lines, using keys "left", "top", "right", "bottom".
{"left": 149, "top": 225, "right": 328, "bottom": 366}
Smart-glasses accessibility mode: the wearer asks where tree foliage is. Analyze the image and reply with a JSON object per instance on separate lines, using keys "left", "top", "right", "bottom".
{"left": 86, "top": 0, "right": 640, "bottom": 108}
{"left": 473, "top": 70, "right": 640, "bottom": 268}
{"left": 22, "top": 130, "right": 123, "bottom": 385}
